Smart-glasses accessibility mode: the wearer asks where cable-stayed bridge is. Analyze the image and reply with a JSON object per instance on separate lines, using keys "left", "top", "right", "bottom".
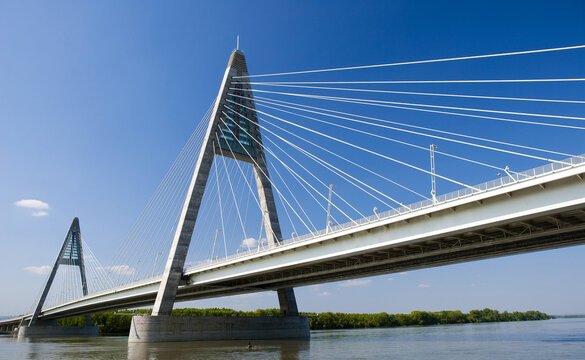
{"left": 2, "top": 45, "right": 584, "bottom": 341}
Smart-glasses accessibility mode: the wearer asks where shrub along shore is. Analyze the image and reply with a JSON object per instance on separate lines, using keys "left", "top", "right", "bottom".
{"left": 58, "top": 308, "right": 550, "bottom": 335}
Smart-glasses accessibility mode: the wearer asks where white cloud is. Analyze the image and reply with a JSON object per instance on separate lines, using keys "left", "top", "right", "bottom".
{"left": 32, "top": 211, "right": 49, "bottom": 217}
{"left": 104, "top": 265, "right": 135, "bottom": 275}
{"left": 241, "top": 237, "right": 258, "bottom": 249}
{"left": 399, "top": 272, "right": 408, "bottom": 276}
{"left": 387, "top": 277, "right": 394, "bottom": 281}
{"left": 14, "top": 199, "right": 50, "bottom": 216}
{"left": 319, "top": 291, "right": 331, "bottom": 297}
{"left": 14, "top": 199, "right": 49, "bottom": 210}
{"left": 470, "top": 283, "right": 478, "bottom": 287}
{"left": 24, "top": 265, "right": 51, "bottom": 275}
{"left": 339, "top": 279, "right": 371, "bottom": 287}
{"left": 417, "top": 283, "right": 430, "bottom": 288}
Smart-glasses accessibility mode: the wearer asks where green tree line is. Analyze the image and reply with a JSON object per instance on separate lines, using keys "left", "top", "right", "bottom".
{"left": 306, "top": 308, "right": 549, "bottom": 329}
{"left": 58, "top": 307, "right": 549, "bottom": 334}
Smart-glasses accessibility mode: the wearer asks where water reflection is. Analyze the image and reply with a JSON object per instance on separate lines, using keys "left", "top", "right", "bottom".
{"left": 127, "top": 339, "right": 310, "bottom": 360}
{"left": 2, "top": 319, "right": 584, "bottom": 360}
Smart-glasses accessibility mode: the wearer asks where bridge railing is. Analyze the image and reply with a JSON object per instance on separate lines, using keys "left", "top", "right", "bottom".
{"left": 186, "top": 154, "right": 584, "bottom": 271}
{"left": 40, "top": 156, "right": 585, "bottom": 309}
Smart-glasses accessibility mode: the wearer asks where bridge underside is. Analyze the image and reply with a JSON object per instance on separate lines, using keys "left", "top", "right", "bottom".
{"left": 31, "top": 207, "right": 585, "bottom": 321}
{"left": 176, "top": 208, "right": 585, "bottom": 297}
{"left": 9, "top": 164, "right": 582, "bottom": 324}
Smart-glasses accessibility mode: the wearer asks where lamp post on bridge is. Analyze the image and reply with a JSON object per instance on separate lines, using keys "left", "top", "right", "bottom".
{"left": 430, "top": 144, "right": 438, "bottom": 204}
{"left": 326, "top": 184, "right": 335, "bottom": 233}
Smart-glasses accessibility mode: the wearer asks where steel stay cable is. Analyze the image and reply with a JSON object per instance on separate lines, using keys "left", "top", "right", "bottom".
{"left": 108, "top": 105, "right": 213, "bottom": 283}
{"left": 220, "top": 114, "right": 319, "bottom": 237}
{"left": 262, "top": 123, "right": 397, "bottom": 210}
{"left": 245, "top": 96, "right": 522, "bottom": 173}
{"left": 241, "top": 88, "right": 585, "bottom": 122}
{"left": 238, "top": 78, "right": 585, "bottom": 85}
{"left": 253, "top": 107, "right": 428, "bottom": 200}
{"left": 267, "top": 162, "right": 305, "bottom": 238}
{"left": 233, "top": 44, "right": 585, "bottom": 78}
{"left": 210, "top": 148, "right": 251, "bottom": 252}
{"left": 128, "top": 106, "right": 215, "bottom": 282}
{"left": 135, "top": 123, "right": 208, "bottom": 281}
{"left": 214, "top": 119, "right": 283, "bottom": 247}
{"left": 219, "top": 114, "right": 317, "bottom": 236}
{"left": 243, "top": 83, "right": 585, "bottom": 105}
{"left": 201, "top": 151, "right": 239, "bottom": 261}
{"left": 267, "top": 142, "right": 345, "bottom": 229}
{"left": 259, "top": 127, "right": 369, "bottom": 218}
{"left": 253, "top": 109, "right": 429, "bottom": 199}
{"left": 226, "top": 99, "right": 477, "bottom": 191}
{"left": 114, "top": 131, "right": 198, "bottom": 285}
{"left": 221, "top": 108, "right": 363, "bottom": 223}
{"left": 263, "top": 133, "right": 345, "bottom": 227}
{"left": 212, "top": 141, "right": 229, "bottom": 258}
{"left": 229, "top": 157, "right": 253, "bottom": 251}
{"left": 234, "top": 94, "right": 576, "bottom": 164}
{"left": 242, "top": 89, "right": 585, "bottom": 131}
{"left": 142, "top": 121, "right": 234, "bottom": 277}
{"left": 109, "top": 101, "right": 213, "bottom": 268}
{"left": 265, "top": 151, "right": 321, "bottom": 232}
{"left": 246, "top": 94, "right": 577, "bottom": 158}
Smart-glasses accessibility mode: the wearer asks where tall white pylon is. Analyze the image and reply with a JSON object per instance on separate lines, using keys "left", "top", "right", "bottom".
{"left": 152, "top": 49, "right": 299, "bottom": 317}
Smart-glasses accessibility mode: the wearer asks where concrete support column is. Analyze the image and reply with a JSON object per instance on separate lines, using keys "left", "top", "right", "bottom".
{"left": 278, "top": 287, "right": 299, "bottom": 316}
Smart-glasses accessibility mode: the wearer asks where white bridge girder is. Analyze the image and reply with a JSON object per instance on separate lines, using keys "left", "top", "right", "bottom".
{"left": 5, "top": 161, "right": 584, "bottom": 323}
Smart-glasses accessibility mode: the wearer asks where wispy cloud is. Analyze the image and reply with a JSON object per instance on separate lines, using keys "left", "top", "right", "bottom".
{"left": 14, "top": 199, "right": 50, "bottom": 216}
{"left": 387, "top": 277, "right": 394, "bottom": 281}
{"left": 319, "top": 291, "right": 331, "bottom": 296}
{"left": 241, "top": 237, "right": 258, "bottom": 249}
{"left": 417, "top": 283, "right": 430, "bottom": 288}
{"left": 339, "top": 279, "right": 371, "bottom": 287}
{"left": 104, "top": 265, "right": 135, "bottom": 275}
{"left": 24, "top": 265, "right": 51, "bottom": 275}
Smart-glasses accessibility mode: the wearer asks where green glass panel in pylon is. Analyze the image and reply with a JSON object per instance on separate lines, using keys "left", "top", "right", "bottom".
{"left": 59, "top": 231, "right": 81, "bottom": 266}
{"left": 218, "top": 83, "right": 256, "bottom": 158}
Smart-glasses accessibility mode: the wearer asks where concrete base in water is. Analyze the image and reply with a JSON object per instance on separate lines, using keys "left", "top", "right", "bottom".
{"left": 128, "top": 315, "right": 310, "bottom": 343}
{"left": 17, "top": 325, "right": 98, "bottom": 338}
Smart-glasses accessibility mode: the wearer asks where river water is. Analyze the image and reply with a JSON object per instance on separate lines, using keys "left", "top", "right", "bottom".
{"left": 1, "top": 318, "right": 584, "bottom": 359}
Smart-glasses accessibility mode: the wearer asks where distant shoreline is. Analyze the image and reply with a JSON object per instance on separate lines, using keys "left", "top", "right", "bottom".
{"left": 58, "top": 307, "right": 550, "bottom": 334}
{"left": 551, "top": 314, "right": 585, "bottom": 319}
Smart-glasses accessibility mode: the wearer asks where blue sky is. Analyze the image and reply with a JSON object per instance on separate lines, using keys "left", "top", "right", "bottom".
{"left": 1, "top": 1, "right": 584, "bottom": 316}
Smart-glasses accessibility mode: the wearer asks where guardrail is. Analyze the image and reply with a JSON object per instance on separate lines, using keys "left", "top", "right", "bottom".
{"left": 71, "top": 154, "right": 585, "bottom": 302}
{"left": 185, "top": 154, "right": 585, "bottom": 271}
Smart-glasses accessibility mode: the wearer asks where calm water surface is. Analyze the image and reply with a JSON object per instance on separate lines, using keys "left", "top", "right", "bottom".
{"left": 1, "top": 318, "right": 584, "bottom": 359}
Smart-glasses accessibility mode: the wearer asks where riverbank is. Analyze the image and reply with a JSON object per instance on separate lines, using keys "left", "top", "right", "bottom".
{"left": 58, "top": 308, "right": 549, "bottom": 334}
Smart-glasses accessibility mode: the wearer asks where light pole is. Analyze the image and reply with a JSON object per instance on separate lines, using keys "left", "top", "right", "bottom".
{"left": 430, "top": 144, "right": 438, "bottom": 204}
{"left": 326, "top": 184, "right": 336, "bottom": 233}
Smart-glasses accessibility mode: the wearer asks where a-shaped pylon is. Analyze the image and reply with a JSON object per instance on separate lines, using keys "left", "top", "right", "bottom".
{"left": 152, "top": 49, "right": 299, "bottom": 317}
{"left": 29, "top": 217, "right": 90, "bottom": 326}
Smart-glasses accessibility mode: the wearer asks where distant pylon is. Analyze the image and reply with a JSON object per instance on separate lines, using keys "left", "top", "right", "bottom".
{"left": 29, "top": 217, "right": 90, "bottom": 326}
{"left": 152, "top": 49, "right": 299, "bottom": 317}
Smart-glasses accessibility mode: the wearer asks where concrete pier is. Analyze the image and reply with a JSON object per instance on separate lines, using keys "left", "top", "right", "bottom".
{"left": 128, "top": 315, "right": 310, "bottom": 343}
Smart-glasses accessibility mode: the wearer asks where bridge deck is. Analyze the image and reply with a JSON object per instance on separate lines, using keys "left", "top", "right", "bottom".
{"left": 4, "top": 155, "right": 584, "bottom": 324}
